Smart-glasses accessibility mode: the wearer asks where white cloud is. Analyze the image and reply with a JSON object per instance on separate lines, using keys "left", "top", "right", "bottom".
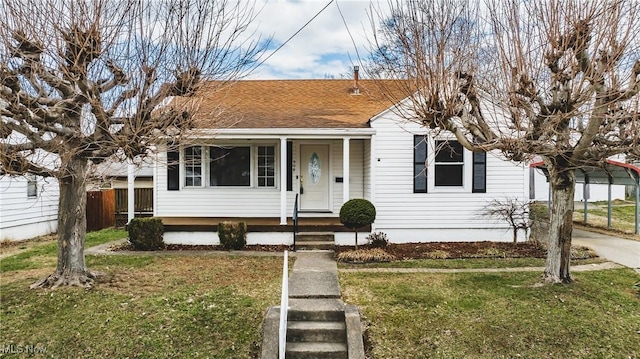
{"left": 247, "top": 0, "right": 385, "bottom": 79}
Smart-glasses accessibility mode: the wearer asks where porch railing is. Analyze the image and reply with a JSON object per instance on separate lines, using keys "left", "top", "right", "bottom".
{"left": 292, "top": 193, "right": 299, "bottom": 251}
{"left": 278, "top": 250, "right": 289, "bottom": 359}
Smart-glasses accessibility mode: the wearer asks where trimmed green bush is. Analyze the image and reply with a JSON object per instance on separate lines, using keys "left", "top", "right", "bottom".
{"left": 128, "top": 217, "right": 164, "bottom": 251}
{"left": 218, "top": 221, "right": 247, "bottom": 250}
{"left": 340, "top": 199, "right": 376, "bottom": 249}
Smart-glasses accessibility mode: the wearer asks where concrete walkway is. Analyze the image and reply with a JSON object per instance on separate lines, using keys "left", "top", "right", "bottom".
{"left": 289, "top": 251, "right": 342, "bottom": 299}
{"left": 573, "top": 229, "right": 640, "bottom": 270}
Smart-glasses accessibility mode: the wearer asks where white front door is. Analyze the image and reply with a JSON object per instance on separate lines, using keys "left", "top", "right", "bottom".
{"left": 300, "top": 144, "right": 330, "bottom": 211}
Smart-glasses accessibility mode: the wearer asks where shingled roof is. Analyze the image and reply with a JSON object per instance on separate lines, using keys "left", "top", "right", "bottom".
{"left": 182, "top": 79, "right": 405, "bottom": 129}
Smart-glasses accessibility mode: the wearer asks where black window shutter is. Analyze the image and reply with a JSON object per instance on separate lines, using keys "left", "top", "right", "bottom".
{"left": 414, "top": 135, "right": 428, "bottom": 193}
{"left": 286, "top": 141, "right": 293, "bottom": 191}
{"left": 472, "top": 151, "right": 486, "bottom": 193}
{"left": 167, "top": 149, "right": 180, "bottom": 191}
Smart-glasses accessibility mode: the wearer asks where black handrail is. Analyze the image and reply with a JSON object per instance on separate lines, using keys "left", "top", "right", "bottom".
{"left": 293, "top": 193, "right": 299, "bottom": 251}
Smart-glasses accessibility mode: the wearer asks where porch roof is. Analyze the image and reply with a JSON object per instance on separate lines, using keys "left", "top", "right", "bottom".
{"left": 172, "top": 79, "right": 407, "bottom": 130}
{"left": 530, "top": 160, "right": 640, "bottom": 186}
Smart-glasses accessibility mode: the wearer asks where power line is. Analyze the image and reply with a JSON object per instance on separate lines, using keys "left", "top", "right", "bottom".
{"left": 336, "top": 0, "right": 364, "bottom": 71}
{"left": 253, "top": 0, "right": 335, "bottom": 72}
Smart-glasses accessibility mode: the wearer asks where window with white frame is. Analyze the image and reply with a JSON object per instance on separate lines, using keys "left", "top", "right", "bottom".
{"left": 184, "top": 146, "right": 202, "bottom": 187}
{"left": 27, "top": 174, "right": 38, "bottom": 198}
{"left": 183, "top": 144, "right": 277, "bottom": 188}
{"left": 434, "top": 140, "right": 464, "bottom": 187}
{"left": 257, "top": 146, "right": 276, "bottom": 187}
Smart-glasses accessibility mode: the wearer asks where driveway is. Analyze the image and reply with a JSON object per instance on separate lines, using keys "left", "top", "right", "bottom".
{"left": 572, "top": 229, "right": 640, "bottom": 270}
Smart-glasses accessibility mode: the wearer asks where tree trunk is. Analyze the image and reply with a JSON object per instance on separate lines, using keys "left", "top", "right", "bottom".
{"left": 543, "top": 163, "right": 575, "bottom": 284}
{"left": 354, "top": 228, "right": 359, "bottom": 250}
{"left": 31, "top": 157, "right": 101, "bottom": 289}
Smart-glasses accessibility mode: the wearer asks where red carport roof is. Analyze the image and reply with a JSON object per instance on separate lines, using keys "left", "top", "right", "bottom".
{"left": 530, "top": 160, "right": 640, "bottom": 185}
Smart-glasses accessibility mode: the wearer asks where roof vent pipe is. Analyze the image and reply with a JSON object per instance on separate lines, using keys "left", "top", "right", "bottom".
{"left": 353, "top": 65, "right": 360, "bottom": 95}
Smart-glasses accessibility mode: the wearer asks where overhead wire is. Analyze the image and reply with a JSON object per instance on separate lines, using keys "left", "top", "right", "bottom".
{"left": 252, "top": 0, "right": 335, "bottom": 73}
{"left": 335, "top": 0, "right": 364, "bottom": 72}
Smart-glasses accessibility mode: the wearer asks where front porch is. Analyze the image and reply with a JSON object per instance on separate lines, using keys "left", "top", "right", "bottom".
{"left": 160, "top": 216, "right": 370, "bottom": 233}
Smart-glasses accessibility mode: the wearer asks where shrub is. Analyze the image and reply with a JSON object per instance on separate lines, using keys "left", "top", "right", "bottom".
{"left": 337, "top": 248, "right": 396, "bottom": 263}
{"left": 128, "top": 217, "right": 164, "bottom": 251}
{"left": 366, "top": 232, "right": 389, "bottom": 248}
{"left": 218, "top": 221, "right": 247, "bottom": 250}
{"left": 340, "top": 199, "right": 376, "bottom": 250}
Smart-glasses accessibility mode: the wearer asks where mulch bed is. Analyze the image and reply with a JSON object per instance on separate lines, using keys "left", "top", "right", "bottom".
{"left": 111, "top": 240, "right": 595, "bottom": 260}
{"left": 110, "top": 242, "right": 292, "bottom": 252}
{"left": 335, "top": 241, "right": 549, "bottom": 260}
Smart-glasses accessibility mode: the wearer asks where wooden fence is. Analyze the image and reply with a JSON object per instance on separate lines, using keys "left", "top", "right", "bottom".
{"left": 86, "top": 189, "right": 115, "bottom": 232}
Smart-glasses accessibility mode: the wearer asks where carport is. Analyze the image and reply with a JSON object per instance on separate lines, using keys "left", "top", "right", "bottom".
{"left": 531, "top": 160, "right": 640, "bottom": 234}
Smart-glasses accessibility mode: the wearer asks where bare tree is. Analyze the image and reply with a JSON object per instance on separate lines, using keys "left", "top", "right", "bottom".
{"left": 368, "top": 0, "right": 640, "bottom": 283}
{"left": 0, "top": 0, "right": 266, "bottom": 288}
{"left": 481, "top": 197, "right": 530, "bottom": 244}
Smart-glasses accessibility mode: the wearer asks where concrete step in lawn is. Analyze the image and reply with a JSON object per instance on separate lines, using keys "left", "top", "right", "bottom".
{"left": 287, "top": 320, "right": 346, "bottom": 343}
{"left": 285, "top": 342, "right": 348, "bottom": 359}
{"left": 295, "top": 233, "right": 334, "bottom": 251}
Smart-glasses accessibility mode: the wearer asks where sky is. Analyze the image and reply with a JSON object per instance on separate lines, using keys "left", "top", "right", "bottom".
{"left": 247, "top": 0, "right": 384, "bottom": 79}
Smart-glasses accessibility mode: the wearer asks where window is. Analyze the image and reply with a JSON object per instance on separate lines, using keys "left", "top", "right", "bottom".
{"left": 180, "top": 144, "right": 278, "bottom": 189}
{"left": 257, "top": 146, "right": 276, "bottom": 187}
{"left": 210, "top": 146, "right": 251, "bottom": 186}
{"left": 27, "top": 174, "right": 37, "bottom": 197}
{"left": 414, "top": 135, "right": 428, "bottom": 193}
{"left": 435, "top": 140, "right": 464, "bottom": 187}
{"left": 184, "top": 146, "right": 202, "bottom": 187}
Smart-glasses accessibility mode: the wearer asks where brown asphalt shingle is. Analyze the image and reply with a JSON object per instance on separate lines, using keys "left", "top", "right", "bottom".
{"left": 180, "top": 79, "right": 406, "bottom": 129}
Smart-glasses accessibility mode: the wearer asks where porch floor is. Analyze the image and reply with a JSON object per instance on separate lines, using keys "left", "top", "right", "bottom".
{"left": 159, "top": 216, "right": 362, "bottom": 233}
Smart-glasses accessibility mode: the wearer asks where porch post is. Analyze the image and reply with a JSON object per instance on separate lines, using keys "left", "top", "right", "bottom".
{"left": 127, "top": 160, "right": 136, "bottom": 224}
{"left": 343, "top": 137, "right": 350, "bottom": 204}
{"left": 280, "top": 137, "right": 288, "bottom": 225}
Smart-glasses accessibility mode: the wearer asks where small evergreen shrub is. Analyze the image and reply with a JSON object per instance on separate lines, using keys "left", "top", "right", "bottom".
{"left": 366, "top": 232, "right": 389, "bottom": 248}
{"left": 128, "top": 217, "right": 164, "bottom": 251}
{"left": 340, "top": 199, "right": 376, "bottom": 250}
{"left": 218, "top": 221, "right": 247, "bottom": 250}
{"left": 337, "top": 248, "right": 396, "bottom": 263}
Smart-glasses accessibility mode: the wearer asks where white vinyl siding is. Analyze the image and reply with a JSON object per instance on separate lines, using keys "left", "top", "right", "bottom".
{"left": 371, "top": 114, "right": 527, "bottom": 232}
{"left": 0, "top": 175, "right": 59, "bottom": 241}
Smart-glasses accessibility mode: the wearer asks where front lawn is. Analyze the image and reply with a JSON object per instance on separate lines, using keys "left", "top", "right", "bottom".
{"left": 0, "top": 230, "right": 283, "bottom": 358}
{"left": 340, "top": 269, "right": 640, "bottom": 358}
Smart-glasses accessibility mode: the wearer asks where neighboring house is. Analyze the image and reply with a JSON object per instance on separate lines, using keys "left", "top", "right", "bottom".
{"left": 0, "top": 175, "right": 59, "bottom": 241}
{"left": 154, "top": 77, "right": 528, "bottom": 245}
{"left": 88, "top": 158, "right": 155, "bottom": 226}
{"left": 89, "top": 158, "right": 154, "bottom": 190}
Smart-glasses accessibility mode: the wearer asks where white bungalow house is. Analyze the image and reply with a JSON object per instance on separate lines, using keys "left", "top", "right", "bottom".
{"left": 153, "top": 77, "right": 529, "bottom": 245}
{"left": 0, "top": 175, "right": 58, "bottom": 241}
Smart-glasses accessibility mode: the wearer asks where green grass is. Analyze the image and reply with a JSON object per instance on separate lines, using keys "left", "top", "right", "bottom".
{"left": 1, "top": 254, "right": 282, "bottom": 358}
{"left": 341, "top": 269, "right": 640, "bottom": 358}
{"left": 339, "top": 257, "right": 604, "bottom": 269}
{"left": 574, "top": 202, "right": 639, "bottom": 235}
{"left": 0, "top": 228, "right": 127, "bottom": 273}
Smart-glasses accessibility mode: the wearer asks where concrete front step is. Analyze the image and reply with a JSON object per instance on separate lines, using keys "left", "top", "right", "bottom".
{"left": 295, "top": 240, "right": 334, "bottom": 250}
{"left": 296, "top": 233, "right": 335, "bottom": 242}
{"left": 285, "top": 342, "right": 348, "bottom": 359}
{"left": 287, "top": 320, "right": 346, "bottom": 343}
{"left": 288, "top": 299, "right": 345, "bottom": 322}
